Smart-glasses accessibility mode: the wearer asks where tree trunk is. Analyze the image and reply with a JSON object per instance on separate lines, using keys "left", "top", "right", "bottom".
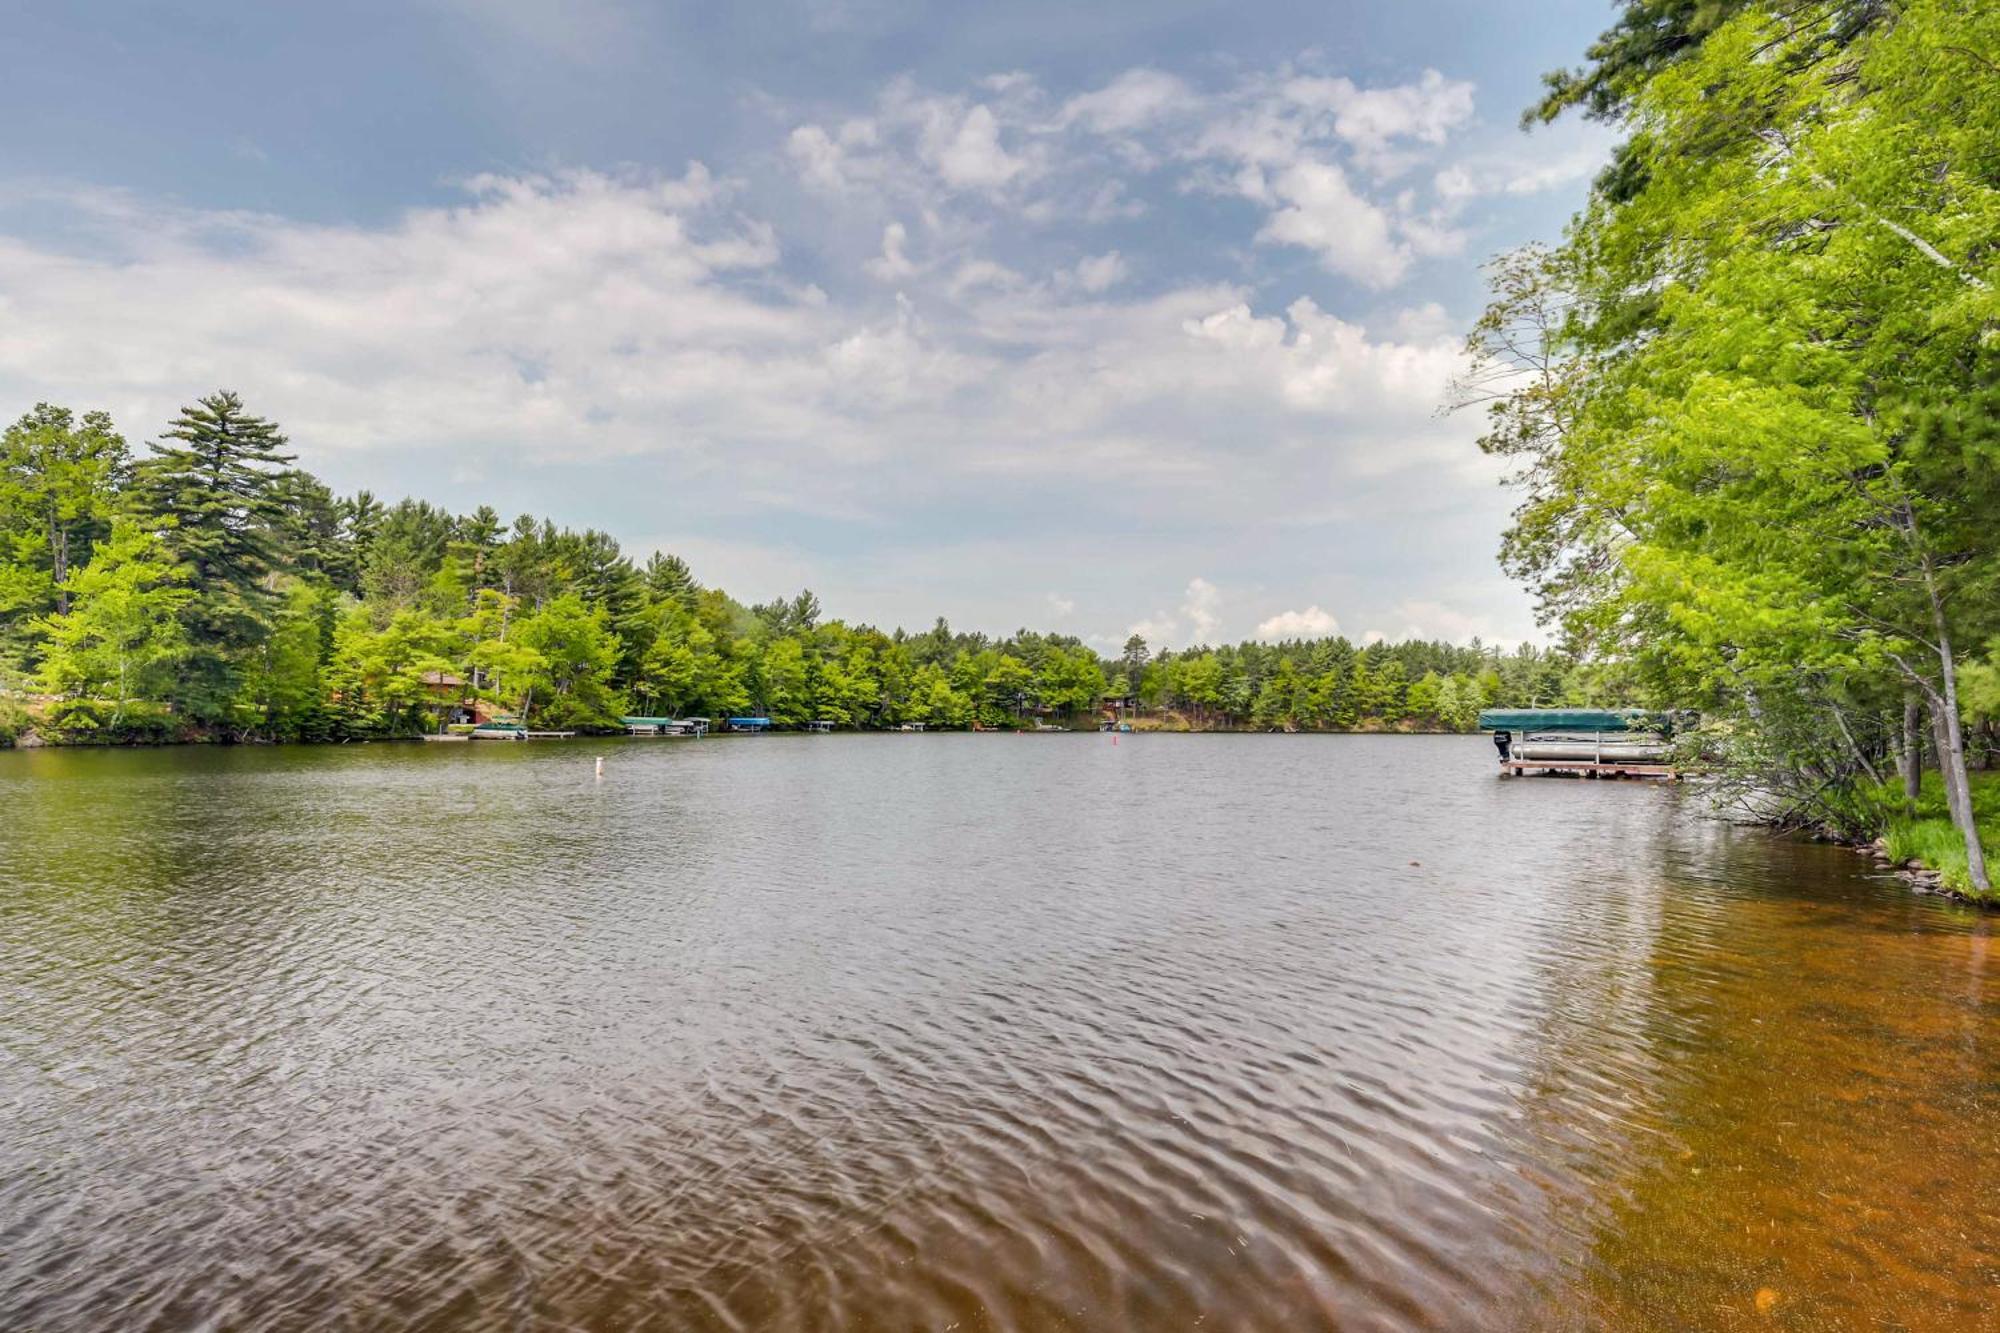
{"left": 1926, "top": 692, "right": 1991, "bottom": 891}
{"left": 1932, "top": 670, "right": 1991, "bottom": 892}
{"left": 1902, "top": 695, "right": 1924, "bottom": 807}
{"left": 1831, "top": 705, "right": 1882, "bottom": 787}
{"left": 1930, "top": 700, "right": 1968, "bottom": 818}
{"left": 50, "top": 513, "right": 69, "bottom": 615}
{"left": 1903, "top": 501, "right": 1991, "bottom": 892}
{"left": 1918, "top": 568, "right": 1991, "bottom": 890}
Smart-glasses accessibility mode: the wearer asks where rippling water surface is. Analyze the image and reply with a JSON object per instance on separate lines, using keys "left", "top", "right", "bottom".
{"left": 2, "top": 735, "right": 1994, "bottom": 1330}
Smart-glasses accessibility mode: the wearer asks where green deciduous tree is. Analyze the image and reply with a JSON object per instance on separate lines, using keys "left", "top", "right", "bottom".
{"left": 36, "top": 520, "right": 189, "bottom": 727}
{"left": 514, "top": 593, "right": 622, "bottom": 729}
{"left": 326, "top": 607, "right": 459, "bottom": 736}
{"left": 0, "top": 403, "right": 128, "bottom": 624}
{"left": 1472, "top": 0, "right": 1999, "bottom": 885}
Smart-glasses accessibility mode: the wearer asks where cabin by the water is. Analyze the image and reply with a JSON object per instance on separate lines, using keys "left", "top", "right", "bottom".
{"left": 1478, "top": 709, "right": 1682, "bottom": 780}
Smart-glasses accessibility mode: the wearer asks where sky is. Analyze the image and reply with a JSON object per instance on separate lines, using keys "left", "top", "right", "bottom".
{"left": 0, "top": 0, "right": 1619, "bottom": 651}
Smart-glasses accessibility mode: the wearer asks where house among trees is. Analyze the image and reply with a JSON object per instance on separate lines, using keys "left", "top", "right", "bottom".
{"left": 420, "top": 670, "right": 477, "bottom": 727}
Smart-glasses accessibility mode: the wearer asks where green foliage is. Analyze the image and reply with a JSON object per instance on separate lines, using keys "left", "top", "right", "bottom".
{"left": 1477, "top": 0, "right": 2000, "bottom": 882}
{"left": 246, "top": 580, "right": 338, "bottom": 740}
{"left": 0, "top": 403, "right": 129, "bottom": 657}
{"left": 137, "top": 391, "right": 296, "bottom": 722}
{"left": 1528, "top": 0, "right": 1752, "bottom": 126}
{"left": 514, "top": 594, "right": 622, "bottom": 730}
{"left": 1879, "top": 772, "right": 2000, "bottom": 901}
{"left": 326, "top": 607, "right": 458, "bottom": 736}
{"left": 35, "top": 520, "right": 190, "bottom": 727}
{"left": 0, "top": 387, "right": 1590, "bottom": 743}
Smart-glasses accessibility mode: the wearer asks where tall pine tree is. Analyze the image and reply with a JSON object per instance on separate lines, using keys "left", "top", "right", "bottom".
{"left": 138, "top": 391, "right": 295, "bottom": 723}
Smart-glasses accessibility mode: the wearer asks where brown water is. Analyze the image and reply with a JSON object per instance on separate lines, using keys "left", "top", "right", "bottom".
{"left": 1, "top": 735, "right": 1993, "bottom": 1331}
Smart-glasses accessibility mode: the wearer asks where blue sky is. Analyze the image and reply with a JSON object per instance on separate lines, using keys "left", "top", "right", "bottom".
{"left": 0, "top": 0, "right": 1617, "bottom": 648}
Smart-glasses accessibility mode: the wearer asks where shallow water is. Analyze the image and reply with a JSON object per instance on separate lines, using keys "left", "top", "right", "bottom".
{"left": 1, "top": 734, "right": 1993, "bottom": 1330}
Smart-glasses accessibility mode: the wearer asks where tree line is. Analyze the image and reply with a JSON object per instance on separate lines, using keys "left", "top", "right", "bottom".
{"left": 0, "top": 392, "right": 1580, "bottom": 742}
{"left": 1469, "top": 0, "right": 2000, "bottom": 890}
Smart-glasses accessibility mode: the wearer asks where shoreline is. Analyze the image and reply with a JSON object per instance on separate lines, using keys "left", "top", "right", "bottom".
{"left": 3, "top": 721, "right": 1481, "bottom": 750}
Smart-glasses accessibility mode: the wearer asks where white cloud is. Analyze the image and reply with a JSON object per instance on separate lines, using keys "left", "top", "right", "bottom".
{"left": 1386, "top": 599, "right": 1517, "bottom": 647}
{"left": 788, "top": 124, "right": 847, "bottom": 191}
{"left": 1060, "top": 68, "right": 1189, "bottom": 134}
{"left": 0, "top": 168, "right": 923, "bottom": 478}
{"left": 1283, "top": 69, "right": 1475, "bottom": 160}
{"left": 1068, "top": 250, "right": 1127, "bottom": 293}
{"left": 1256, "top": 606, "right": 1339, "bottom": 639}
{"left": 1254, "top": 160, "right": 1408, "bottom": 286}
{"left": 1434, "top": 135, "right": 1611, "bottom": 202}
{"left": 865, "top": 220, "right": 916, "bottom": 280}
{"left": 785, "top": 118, "right": 884, "bottom": 193}
{"left": 0, "top": 52, "right": 1566, "bottom": 648}
{"left": 1162, "top": 69, "right": 1489, "bottom": 287}
{"left": 922, "top": 102, "right": 1034, "bottom": 191}
{"left": 1046, "top": 592, "right": 1076, "bottom": 617}
{"left": 780, "top": 63, "right": 1488, "bottom": 291}
{"left": 1388, "top": 302, "right": 1456, "bottom": 341}
{"left": 0, "top": 171, "right": 1476, "bottom": 527}
{"left": 982, "top": 71, "right": 1037, "bottom": 95}
{"left": 1083, "top": 179, "right": 1146, "bottom": 221}
{"left": 1175, "top": 296, "right": 1462, "bottom": 417}
{"left": 947, "top": 258, "right": 1020, "bottom": 296}
{"left": 1181, "top": 577, "right": 1221, "bottom": 641}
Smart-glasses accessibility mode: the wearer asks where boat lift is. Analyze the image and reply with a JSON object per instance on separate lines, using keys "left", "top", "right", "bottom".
{"left": 1478, "top": 708, "right": 1682, "bottom": 780}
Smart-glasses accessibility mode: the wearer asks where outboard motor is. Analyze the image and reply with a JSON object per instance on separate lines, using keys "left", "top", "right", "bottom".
{"left": 1492, "top": 729, "right": 1513, "bottom": 762}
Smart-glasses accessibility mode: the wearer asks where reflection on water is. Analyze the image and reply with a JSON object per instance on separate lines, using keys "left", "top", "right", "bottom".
{"left": 0, "top": 736, "right": 1993, "bottom": 1330}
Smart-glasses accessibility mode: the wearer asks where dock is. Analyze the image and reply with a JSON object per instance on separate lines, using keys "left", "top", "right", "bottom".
{"left": 621, "top": 716, "right": 709, "bottom": 737}
{"left": 1479, "top": 708, "right": 1686, "bottom": 781}
{"left": 1501, "top": 759, "right": 1677, "bottom": 779}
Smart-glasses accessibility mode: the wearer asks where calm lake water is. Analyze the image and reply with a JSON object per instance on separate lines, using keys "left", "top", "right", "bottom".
{"left": 1, "top": 735, "right": 1994, "bottom": 1331}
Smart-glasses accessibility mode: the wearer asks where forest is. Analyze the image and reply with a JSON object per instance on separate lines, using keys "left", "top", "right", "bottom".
{"left": 0, "top": 391, "right": 1579, "bottom": 744}
{"left": 1468, "top": 0, "right": 1999, "bottom": 891}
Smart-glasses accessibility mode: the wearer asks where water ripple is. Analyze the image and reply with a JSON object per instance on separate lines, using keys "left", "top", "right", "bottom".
{"left": 1, "top": 736, "right": 1993, "bottom": 1330}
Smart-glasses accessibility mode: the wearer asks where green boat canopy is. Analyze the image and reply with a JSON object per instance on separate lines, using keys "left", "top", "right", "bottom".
{"left": 1477, "top": 708, "right": 1677, "bottom": 734}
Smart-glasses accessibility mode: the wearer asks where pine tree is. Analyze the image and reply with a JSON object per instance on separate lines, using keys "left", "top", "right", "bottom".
{"left": 644, "top": 552, "right": 701, "bottom": 608}
{"left": 136, "top": 391, "right": 296, "bottom": 722}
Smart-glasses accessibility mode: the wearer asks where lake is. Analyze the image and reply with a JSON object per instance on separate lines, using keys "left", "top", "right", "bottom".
{"left": 1, "top": 734, "right": 1993, "bottom": 1330}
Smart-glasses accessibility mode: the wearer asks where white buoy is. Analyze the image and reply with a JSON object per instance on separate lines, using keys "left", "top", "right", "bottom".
{"left": 595, "top": 756, "right": 605, "bottom": 780}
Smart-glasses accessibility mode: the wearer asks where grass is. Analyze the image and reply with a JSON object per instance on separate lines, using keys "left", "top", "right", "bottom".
{"left": 1876, "top": 770, "right": 2000, "bottom": 904}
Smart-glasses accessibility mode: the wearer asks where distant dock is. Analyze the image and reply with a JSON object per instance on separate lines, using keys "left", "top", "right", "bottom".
{"left": 471, "top": 723, "right": 576, "bottom": 740}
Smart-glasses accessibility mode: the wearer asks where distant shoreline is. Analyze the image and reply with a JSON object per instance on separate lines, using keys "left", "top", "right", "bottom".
{"left": 3, "top": 721, "right": 1483, "bottom": 749}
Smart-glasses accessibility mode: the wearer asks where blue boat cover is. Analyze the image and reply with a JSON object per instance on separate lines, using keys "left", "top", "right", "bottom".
{"left": 1477, "top": 708, "right": 1675, "bottom": 733}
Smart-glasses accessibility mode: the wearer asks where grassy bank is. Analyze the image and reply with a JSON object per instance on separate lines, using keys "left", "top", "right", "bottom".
{"left": 1874, "top": 771, "right": 2000, "bottom": 906}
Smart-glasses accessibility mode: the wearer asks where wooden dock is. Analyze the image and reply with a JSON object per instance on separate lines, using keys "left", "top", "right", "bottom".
{"left": 1503, "top": 759, "right": 1677, "bottom": 780}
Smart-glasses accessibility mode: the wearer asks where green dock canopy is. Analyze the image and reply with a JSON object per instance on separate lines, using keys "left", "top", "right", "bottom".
{"left": 1477, "top": 708, "right": 1675, "bottom": 733}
